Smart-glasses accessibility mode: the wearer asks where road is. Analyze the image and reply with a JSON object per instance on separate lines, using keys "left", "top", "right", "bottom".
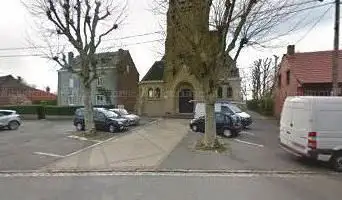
{"left": 0, "top": 172, "right": 341, "bottom": 200}
{"left": 0, "top": 118, "right": 155, "bottom": 171}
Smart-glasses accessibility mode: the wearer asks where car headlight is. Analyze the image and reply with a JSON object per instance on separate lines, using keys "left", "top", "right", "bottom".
{"left": 118, "top": 121, "right": 123, "bottom": 125}
{"left": 190, "top": 119, "right": 194, "bottom": 124}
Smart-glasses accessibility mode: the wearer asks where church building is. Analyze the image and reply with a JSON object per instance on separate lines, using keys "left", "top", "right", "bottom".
{"left": 137, "top": 0, "right": 242, "bottom": 117}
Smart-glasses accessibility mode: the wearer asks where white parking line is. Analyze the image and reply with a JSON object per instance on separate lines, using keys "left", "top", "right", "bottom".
{"left": 33, "top": 152, "right": 65, "bottom": 158}
{"left": 241, "top": 131, "right": 255, "bottom": 136}
{"left": 233, "top": 139, "right": 264, "bottom": 148}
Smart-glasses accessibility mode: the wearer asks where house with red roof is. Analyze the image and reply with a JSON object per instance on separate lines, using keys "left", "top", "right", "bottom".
{"left": 0, "top": 75, "right": 57, "bottom": 105}
{"left": 274, "top": 45, "right": 342, "bottom": 118}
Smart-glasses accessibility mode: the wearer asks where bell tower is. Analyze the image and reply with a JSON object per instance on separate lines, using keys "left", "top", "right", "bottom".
{"left": 163, "top": 0, "right": 211, "bottom": 84}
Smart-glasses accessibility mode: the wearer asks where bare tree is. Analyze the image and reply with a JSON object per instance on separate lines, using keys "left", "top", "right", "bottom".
{"left": 150, "top": 0, "right": 326, "bottom": 148}
{"left": 23, "top": 0, "right": 126, "bottom": 134}
{"left": 252, "top": 58, "right": 274, "bottom": 100}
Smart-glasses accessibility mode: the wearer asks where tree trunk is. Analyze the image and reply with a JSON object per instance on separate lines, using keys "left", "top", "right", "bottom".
{"left": 203, "top": 93, "right": 217, "bottom": 147}
{"left": 83, "top": 84, "right": 96, "bottom": 134}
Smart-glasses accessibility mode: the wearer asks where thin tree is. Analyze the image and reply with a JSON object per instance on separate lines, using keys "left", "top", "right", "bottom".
{"left": 24, "top": 0, "right": 126, "bottom": 134}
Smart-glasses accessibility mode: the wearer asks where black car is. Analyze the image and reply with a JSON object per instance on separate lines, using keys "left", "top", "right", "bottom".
{"left": 189, "top": 112, "right": 242, "bottom": 137}
{"left": 73, "top": 108, "right": 129, "bottom": 133}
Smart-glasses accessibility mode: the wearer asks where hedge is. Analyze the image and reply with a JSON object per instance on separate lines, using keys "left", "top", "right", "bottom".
{"left": 0, "top": 105, "right": 116, "bottom": 117}
{"left": 247, "top": 97, "right": 274, "bottom": 116}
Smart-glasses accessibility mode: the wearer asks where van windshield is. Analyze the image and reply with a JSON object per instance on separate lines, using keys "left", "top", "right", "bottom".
{"left": 228, "top": 104, "right": 242, "bottom": 113}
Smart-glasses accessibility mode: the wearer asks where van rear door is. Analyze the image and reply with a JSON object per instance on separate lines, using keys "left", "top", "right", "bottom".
{"left": 288, "top": 102, "right": 312, "bottom": 155}
{"left": 280, "top": 99, "right": 293, "bottom": 148}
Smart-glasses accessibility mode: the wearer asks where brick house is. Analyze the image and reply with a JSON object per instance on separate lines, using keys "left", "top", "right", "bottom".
{"left": 0, "top": 75, "right": 57, "bottom": 105}
{"left": 57, "top": 49, "right": 139, "bottom": 112}
{"left": 274, "top": 45, "right": 342, "bottom": 118}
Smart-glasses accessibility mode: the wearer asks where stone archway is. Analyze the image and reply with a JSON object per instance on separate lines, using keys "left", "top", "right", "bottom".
{"left": 175, "top": 82, "right": 194, "bottom": 114}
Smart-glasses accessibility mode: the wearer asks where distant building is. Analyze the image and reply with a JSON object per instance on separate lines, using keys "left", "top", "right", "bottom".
{"left": 0, "top": 75, "right": 56, "bottom": 105}
{"left": 57, "top": 49, "right": 139, "bottom": 112}
{"left": 274, "top": 45, "right": 342, "bottom": 118}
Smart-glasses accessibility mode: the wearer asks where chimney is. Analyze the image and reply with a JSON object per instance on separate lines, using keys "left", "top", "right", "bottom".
{"left": 46, "top": 86, "right": 50, "bottom": 93}
{"left": 68, "top": 52, "right": 74, "bottom": 65}
{"left": 287, "top": 45, "right": 295, "bottom": 55}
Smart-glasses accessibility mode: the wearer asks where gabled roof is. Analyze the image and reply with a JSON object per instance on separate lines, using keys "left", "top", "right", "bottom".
{"left": 141, "top": 60, "right": 165, "bottom": 81}
{"left": 284, "top": 50, "right": 342, "bottom": 84}
{"left": 0, "top": 75, "right": 14, "bottom": 85}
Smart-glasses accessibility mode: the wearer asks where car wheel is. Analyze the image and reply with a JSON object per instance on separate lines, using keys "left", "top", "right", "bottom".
{"left": 223, "top": 129, "right": 232, "bottom": 138}
{"left": 192, "top": 125, "right": 198, "bottom": 132}
{"left": 331, "top": 152, "right": 342, "bottom": 172}
{"left": 76, "top": 123, "right": 83, "bottom": 131}
{"left": 109, "top": 124, "right": 116, "bottom": 133}
{"left": 8, "top": 121, "right": 19, "bottom": 130}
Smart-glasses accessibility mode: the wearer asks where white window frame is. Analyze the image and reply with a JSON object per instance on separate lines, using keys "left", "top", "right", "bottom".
{"left": 96, "top": 95, "right": 106, "bottom": 105}
{"left": 69, "top": 78, "right": 74, "bottom": 88}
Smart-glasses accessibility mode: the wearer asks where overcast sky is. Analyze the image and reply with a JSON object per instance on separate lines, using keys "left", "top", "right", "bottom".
{"left": 0, "top": 0, "right": 337, "bottom": 93}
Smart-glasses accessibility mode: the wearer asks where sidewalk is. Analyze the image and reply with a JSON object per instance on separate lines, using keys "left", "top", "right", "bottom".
{"left": 43, "top": 119, "right": 189, "bottom": 171}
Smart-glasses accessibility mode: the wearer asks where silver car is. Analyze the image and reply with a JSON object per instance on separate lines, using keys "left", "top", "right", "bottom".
{"left": 109, "top": 108, "right": 140, "bottom": 126}
{"left": 0, "top": 110, "right": 21, "bottom": 130}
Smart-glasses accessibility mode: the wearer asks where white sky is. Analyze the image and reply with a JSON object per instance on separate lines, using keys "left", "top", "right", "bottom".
{"left": 0, "top": 0, "right": 337, "bottom": 93}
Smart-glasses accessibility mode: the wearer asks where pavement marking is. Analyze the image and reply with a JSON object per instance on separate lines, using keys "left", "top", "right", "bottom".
{"left": 233, "top": 139, "right": 264, "bottom": 148}
{"left": 60, "top": 118, "right": 162, "bottom": 159}
{"left": 33, "top": 152, "right": 65, "bottom": 158}
{"left": 241, "top": 131, "right": 255, "bottom": 136}
{"left": 67, "top": 135, "right": 101, "bottom": 143}
{"left": 0, "top": 170, "right": 339, "bottom": 178}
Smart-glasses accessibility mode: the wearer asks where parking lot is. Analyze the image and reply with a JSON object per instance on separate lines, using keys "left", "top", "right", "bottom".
{"left": 159, "top": 113, "right": 333, "bottom": 172}
{"left": 0, "top": 117, "right": 155, "bottom": 171}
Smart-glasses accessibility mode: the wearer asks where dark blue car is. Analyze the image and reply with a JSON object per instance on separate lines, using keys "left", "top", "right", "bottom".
{"left": 73, "top": 108, "right": 129, "bottom": 133}
{"left": 189, "top": 112, "right": 242, "bottom": 137}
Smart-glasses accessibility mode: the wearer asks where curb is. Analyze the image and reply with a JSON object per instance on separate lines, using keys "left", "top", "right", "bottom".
{"left": 0, "top": 168, "right": 339, "bottom": 176}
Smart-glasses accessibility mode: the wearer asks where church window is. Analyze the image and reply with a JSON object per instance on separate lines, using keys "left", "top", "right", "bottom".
{"left": 155, "top": 88, "right": 161, "bottom": 98}
{"left": 148, "top": 88, "right": 154, "bottom": 98}
{"left": 227, "top": 87, "right": 233, "bottom": 98}
{"left": 217, "top": 87, "right": 223, "bottom": 98}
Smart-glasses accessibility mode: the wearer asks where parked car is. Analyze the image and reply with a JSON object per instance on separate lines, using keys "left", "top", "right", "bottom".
{"left": 279, "top": 96, "right": 342, "bottom": 172}
{"left": 194, "top": 101, "right": 252, "bottom": 128}
{"left": 190, "top": 112, "right": 242, "bottom": 137}
{"left": 73, "top": 108, "right": 129, "bottom": 133}
{"left": 109, "top": 108, "right": 140, "bottom": 126}
{"left": 0, "top": 110, "right": 21, "bottom": 130}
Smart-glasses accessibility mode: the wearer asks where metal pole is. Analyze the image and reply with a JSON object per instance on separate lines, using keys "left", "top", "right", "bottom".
{"left": 332, "top": 0, "right": 340, "bottom": 96}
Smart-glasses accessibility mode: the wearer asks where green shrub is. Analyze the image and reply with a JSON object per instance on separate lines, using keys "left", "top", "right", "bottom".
{"left": 0, "top": 105, "right": 116, "bottom": 117}
{"left": 44, "top": 106, "right": 83, "bottom": 116}
{"left": 246, "top": 99, "right": 259, "bottom": 111}
{"left": 0, "top": 105, "right": 41, "bottom": 114}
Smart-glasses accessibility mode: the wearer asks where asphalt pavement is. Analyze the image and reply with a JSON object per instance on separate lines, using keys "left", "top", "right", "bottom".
{"left": 159, "top": 115, "right": 332, "bottom": 172}
{"left": 0, "top": 117, "right": 155, "bottom": 171}
{"left": 0, "top": 172, "right": 341, "bottom": 200}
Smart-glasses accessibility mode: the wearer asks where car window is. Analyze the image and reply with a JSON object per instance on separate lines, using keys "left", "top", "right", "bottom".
{"left": 221, "top": 106, "right": 234, "bottom": 114}
{"left": 97, "top": 112, "right": 106, "bottom": 121}
{"left": 0, "top": 111, "right": 13, "bottom": 116}
{"left": 215, "top": 113, "right": 224, "bottom": 123}
{"left": 224, "top": 115, "right": 231, "bottom": 124}
{"left": 75, "top": 109, "right": 84, "bottom": 116}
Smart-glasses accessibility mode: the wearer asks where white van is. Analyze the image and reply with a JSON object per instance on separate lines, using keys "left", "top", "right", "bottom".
{"left": 279, "top": 96, "right": 342, "bottom": 171}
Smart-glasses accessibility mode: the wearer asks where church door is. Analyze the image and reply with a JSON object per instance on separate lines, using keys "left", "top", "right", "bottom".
{"left": 179, "top": 89, "right": 194, "bottom": 113}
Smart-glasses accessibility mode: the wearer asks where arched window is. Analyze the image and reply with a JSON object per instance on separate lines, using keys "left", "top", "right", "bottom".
{"left": 217, "top": 87, "right": 223, "bottom": 98}
{"left": 155, "top": 88, "right": 161, "bottom": 98}
{"left": 148, "top": 88, "right": 153, "bottom": 98}
{"left": 227, "top": 87, "right": 233, "bottom": 98}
